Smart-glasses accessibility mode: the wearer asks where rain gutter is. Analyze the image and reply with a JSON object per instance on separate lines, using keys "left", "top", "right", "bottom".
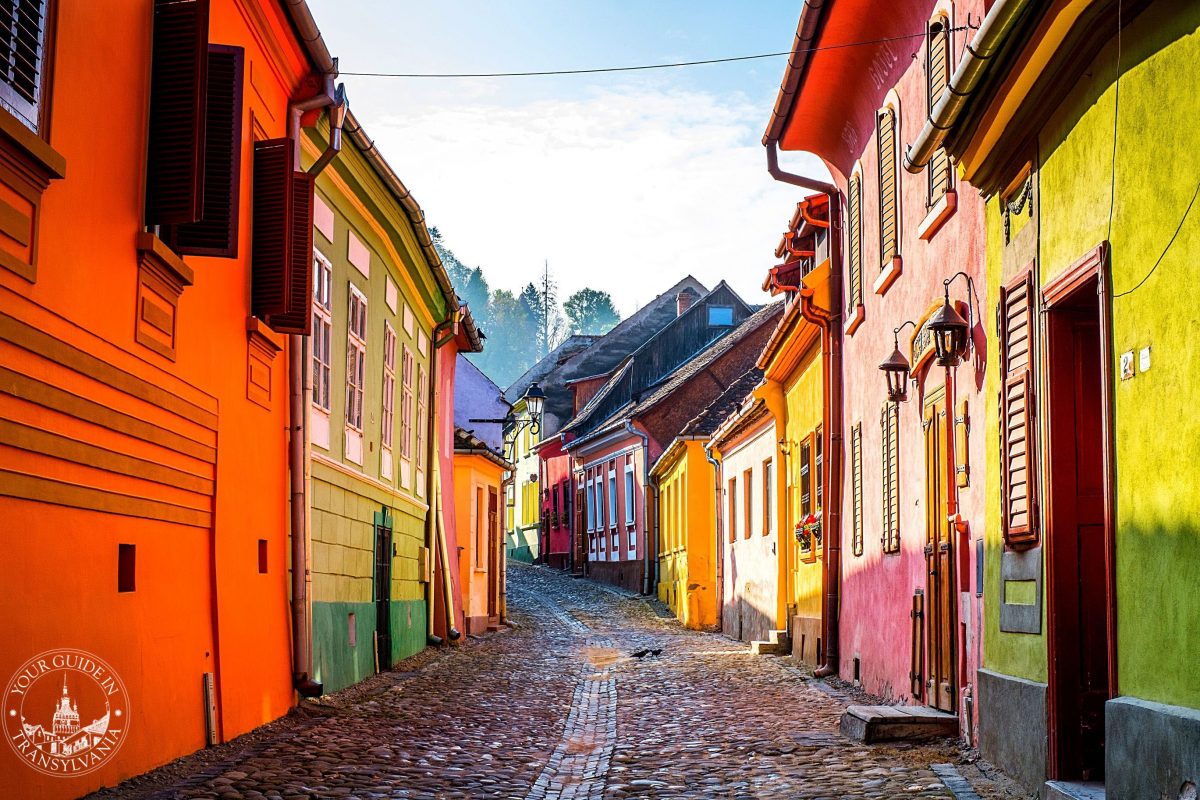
{"left": 904, "top": 0, "right": 1036, "bottom": 173}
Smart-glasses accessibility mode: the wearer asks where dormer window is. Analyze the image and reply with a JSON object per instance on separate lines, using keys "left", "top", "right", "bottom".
{"left": 708, "top": 306, "right": 734, "bottom": 327}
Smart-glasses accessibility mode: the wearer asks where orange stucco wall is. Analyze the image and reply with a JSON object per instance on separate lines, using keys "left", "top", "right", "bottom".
{"left": 453, "top": 453, "right": 505, "bottom": 633}
{"left": 0, "top": 2, "right": 315, "bottom": 797}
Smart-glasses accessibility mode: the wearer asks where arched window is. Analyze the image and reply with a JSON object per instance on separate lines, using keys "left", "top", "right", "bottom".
{"left": 877, "top": 107, "right": 898, "bottom": 267}
{"left": 926, "top": 17, "right": 953, "bottom": 205}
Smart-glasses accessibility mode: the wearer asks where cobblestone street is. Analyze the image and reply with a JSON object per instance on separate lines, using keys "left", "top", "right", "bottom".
{"left": 89, "top": 565, "right": 1026, "bottom": 800}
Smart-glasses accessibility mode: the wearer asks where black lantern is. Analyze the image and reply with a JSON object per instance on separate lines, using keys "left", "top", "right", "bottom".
{"left": 523, "top": 382, "right": 546, "bottom": 428}
{"left": 929, "top": 277, "right": 972, "bottom": 367}
{"left": 879, "top": 321, "right": 916, "bottom": 402}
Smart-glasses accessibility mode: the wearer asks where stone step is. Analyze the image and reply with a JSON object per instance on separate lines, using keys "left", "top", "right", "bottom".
{"left": 749, "top": 630, "right": 791, "bottom": 655}
{"left": 839, "top": 704, "right": 959, "bottom": 743}
{"left": 1043, "top": 781, "right": 1106, "bottom": 800}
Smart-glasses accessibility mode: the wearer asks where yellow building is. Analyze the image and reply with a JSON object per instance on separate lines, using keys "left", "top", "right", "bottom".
{"left": 452, "top": 428, "right": 512, "bottom": 634}
{"left": 755, "top": 193, "right": 831, "bottom": 666}
{"left": 652, "top": 439, "right": 715, "bottom": 629}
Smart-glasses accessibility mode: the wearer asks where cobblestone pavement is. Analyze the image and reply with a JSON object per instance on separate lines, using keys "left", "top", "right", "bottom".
{"left": 88, "top": 564, "right": 1029, "bottom": 800}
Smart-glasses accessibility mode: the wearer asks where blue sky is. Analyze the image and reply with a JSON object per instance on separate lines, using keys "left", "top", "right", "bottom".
{"left": 306, "top": 1, "right": 830, "bottom": 315}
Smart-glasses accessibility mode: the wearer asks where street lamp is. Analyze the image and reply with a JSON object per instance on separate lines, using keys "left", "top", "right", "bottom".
{"left": 468, "top": 381, "right": 546, "bottom": 461}
{"left": 930, "top": 273, "right": 974, "bottom": 367}
{"left": 879, "top": 320, "right": 916, "bottom": 403}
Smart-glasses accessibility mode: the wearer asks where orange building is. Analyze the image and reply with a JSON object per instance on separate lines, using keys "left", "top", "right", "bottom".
{"left": 0, "top": 2, "right": 341, "bottom": 797}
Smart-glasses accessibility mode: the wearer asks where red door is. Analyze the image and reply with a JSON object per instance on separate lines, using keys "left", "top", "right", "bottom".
{"left": 1046, "top": 292, "right": 1111, "bottom": 780}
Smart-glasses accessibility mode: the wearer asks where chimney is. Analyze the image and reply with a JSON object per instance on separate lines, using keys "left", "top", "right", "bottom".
{"left": 676, "top": 287, "right": 699, "bottom": 316}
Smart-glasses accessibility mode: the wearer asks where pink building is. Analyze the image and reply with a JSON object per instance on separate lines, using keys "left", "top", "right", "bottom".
{"left": 764, "top": 0, "right": 989, "bottom": 737}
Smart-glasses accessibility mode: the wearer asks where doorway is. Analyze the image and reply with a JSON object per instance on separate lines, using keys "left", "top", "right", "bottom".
{"left": 374, "top": 520, "right": 393, "bottom": 671}
{"left": 487, "top": 487, "right": 499, "bottom": 623}
{"left": 1044, "top": 268, "right": 1114, "bottom": 781}
{"left": 923, "top": 387, "right": 956, "bottom": 713}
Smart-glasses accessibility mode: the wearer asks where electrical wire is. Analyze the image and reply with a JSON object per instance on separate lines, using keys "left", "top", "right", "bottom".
{"left": 339, "top": 27, "right": 975, "bottom": 78}
{"left": 1113, "top": 179, "right": 1200, "bottom": 299}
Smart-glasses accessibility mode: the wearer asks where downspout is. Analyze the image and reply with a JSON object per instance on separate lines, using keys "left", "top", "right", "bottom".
{"left": 704, "top": 445, "right": 724, "bottom": 628}
{"left": 285, "top": 63, "right": 345, "bottom": 700}
{"left": 904, "top": 0, "right": 1035, "bottom": 172}
{"left": 625, "top": 421, "right": 654, "bottom": 596}
{"left": 649, "top": 473, "right": 661, "bottom": 598}
{"left": 763, "top": 142, "right": 844, "bottom": 678}
{"left": 429, "top": 318, "right": 461, "bottom": 643}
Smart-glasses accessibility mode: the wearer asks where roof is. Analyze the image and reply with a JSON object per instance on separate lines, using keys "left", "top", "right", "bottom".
{"left": 763, "top": 0, "right": 932, "bottom": 176}
{"left": 568, "top": 301, "right": 784, "bottom": 448}
{"left": 505, "top": 335, "right": 600, "bottom": 402}
{"left": 513, "top": 275, "right": 709, "bottom": 436}
{"left": 680, "top": 367, "right": 766, "bottom": 438}
{"left": 454, "top": 427, "right": 512, "bottom": 471}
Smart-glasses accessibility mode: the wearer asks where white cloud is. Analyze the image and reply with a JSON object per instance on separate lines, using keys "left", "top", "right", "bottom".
{"left": 359, "top": 86, "right": 829, "bottom": 316}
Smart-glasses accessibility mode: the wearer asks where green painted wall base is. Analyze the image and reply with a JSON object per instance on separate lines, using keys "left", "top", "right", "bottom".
{"left": 312, "top": 599, "right": 426, "bottom": 694}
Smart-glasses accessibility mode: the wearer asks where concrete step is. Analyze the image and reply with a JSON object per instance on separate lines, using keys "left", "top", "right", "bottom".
{"left": 749, "top": 630, "right": 791, "bottom": 655}
{"left": 1043, "top": 781, "right": 1105, "bottom": 800}
{"left": 839, "top": 704, "right": 958, "bottom": 743}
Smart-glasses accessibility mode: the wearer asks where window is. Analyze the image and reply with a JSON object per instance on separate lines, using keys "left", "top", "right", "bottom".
{"left": 608, "top": 468, "right": 617, "bottom": 528}
{"left": 415, "top": 366, "right": 427, "bottom": 495}
{"left": 926, "top": 18, "right": 953, "bottom": 206}
{"left": 762, "top": 459, "right": 773, "bottom": 535}
{"left": 345, "top": 286, "right": 367, "bottom": 431}
{"left": 586, "top": 478, "right": 594, "bottom": 530}
{"left": 708, "top": 305, "right": 734, "bottom": 327}
{"left": 742, "top": 468, "right": 752, "bottom": 539}
{"left": 877, "top": 108, "right": 898, "bottom": 267}
{"left": 257, "top": 539, "right": 268, "bottom": 574}
{"left": 381, "top": 324, "right": 396, "bottom": 450}
{"left": 165, "top": 44, "right": 244, "bottom": 258}
{"left": 251, "top": 139, "right": 315, "bottom": 334}
{"left": 0, "top": 0, "right": 51, "bottom": 132}
{"left": 881, "top": 402, "right": 900, "bottom": 553}
{"left": 851, "top": 424, "right": 864, "bottom": 556}
{"left": 400, "top": 347, "right": 414, "bottom": 460}
{"left": 848, "top": 174, "right": 863, "bottom": 313}
{"left": 728, "top": 477, "right": 737, "bottom": 541}
{"left": 999, "top": 267, "right": 1038, "bottom": 548}
{"left": 311, "top": 252, "right": 332, "bottom": 411}
{"left": 596, "top": 479, "right": 605, "bottom": 530}
{"left": 117, "top": 543, "right": 136, "bottom": 593}
{"left": 800, "top": 438, "right": 812, "bottom": 517}
{"left": 624, "top": 465, "right": 635, "bottom": 525}
{"left": 815, "top": 427, "right": 823, "bottom": 514}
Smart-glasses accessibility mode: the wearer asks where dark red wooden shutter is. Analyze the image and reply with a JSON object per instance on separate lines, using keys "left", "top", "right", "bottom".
{"left": 167, "top": 44, "right": 242, "bottom": 257}
{"left": 998, "top": 268, "right": 1038, "bottom": 547}
{"left": 145, "top": 0, "right": 209, "bottom": 226}
{"left": 252, "top": 138, "right": 313, "bottom": 334}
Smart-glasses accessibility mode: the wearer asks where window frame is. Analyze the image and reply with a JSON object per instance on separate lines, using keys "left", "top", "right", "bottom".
{"left": 381, "top": 322, "right": 397, "bottom": 450}
{"left": 344, "top": 283, "right": 367, "bottom": 432}
{"left": 876, "top": 105, "right": 899, "bottom": 269}
{"left": 607, "top": 467, "right": 617, "bottom": 530}
{"left": 311, "top": 250, "right": 333, "bottom": 413}
{"left": 881, "top": 402, "right": 901, "bottom": 554}
{"left": 742, "top": 468, "right": 752, "bottom": 540}
{"left": 762, "top": 458, "right": 773, "bottom": 536}
{"left": 624, "top": 463, "right": 635, "bottom": 525}
{"left": 727, "top": 477, "right": 737, "bottom": 541}
{"left": 399, "top": 345, "right": 414, "bottom": 461}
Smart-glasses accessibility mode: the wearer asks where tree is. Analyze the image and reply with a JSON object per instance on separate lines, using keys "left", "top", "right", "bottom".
{"left": 471, "top": 289, "right": 539, "bottom": 388}
{"left": 564, "top": 288, "right": 620, "bottom": 335}
{"left": 430, "top": 226, "right": 490, "bottom": 330}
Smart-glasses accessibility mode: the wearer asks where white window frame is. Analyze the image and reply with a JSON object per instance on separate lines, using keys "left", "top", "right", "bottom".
{"left": 624, "top": 464, "right": 635, "bottom": 525}
{"left": 585, "top": 478, "right": 595, "bottom": 531}
{"left": 607, "top": 468, "right": 617, "bottom": 529}
{"left": 380, "top": 323, "right": 396, "bottom": 480}
{"left": 595, "top": 479, "right": 604, "bottom": 531}
{"left": 344, "top": 284, "right": 367, "bottom": 466}
{"left": 415, "top": 364, "right": 427, "bottom": 496}
{"left": 311, "top": 251, "right": 333, "bottom": 413}
{"left": 399, "top": 345, "right": 414, "bottom": 488}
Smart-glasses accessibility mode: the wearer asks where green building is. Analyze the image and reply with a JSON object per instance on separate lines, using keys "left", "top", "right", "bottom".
{"left": 905, "top": 1, "right": 1200, "bottom": 795}
{"left": 301, "top": 112, "right": 458, "bottom": 692}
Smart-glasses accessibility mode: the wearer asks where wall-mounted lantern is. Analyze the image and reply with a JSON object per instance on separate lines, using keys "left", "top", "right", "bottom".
{"left": 469, "top": 381, "right": 546, "bottom": 462}
{"left": 930, "top": 273, "right": 974, "bottom": 367}
{"left": 879, "top": 320, "right": 917, "bottom": 402}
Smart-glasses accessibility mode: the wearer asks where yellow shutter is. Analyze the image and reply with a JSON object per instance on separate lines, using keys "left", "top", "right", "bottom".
{"left": 878, "top": 109, "right": 898, "bottom": 265}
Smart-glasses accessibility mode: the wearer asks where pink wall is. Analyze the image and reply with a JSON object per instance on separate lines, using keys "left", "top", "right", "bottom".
{"left": 828, "top": 0, "right": 989, "bottom": 721}
{"left": 572, "top": 432, "right": 647, "bottom": 569}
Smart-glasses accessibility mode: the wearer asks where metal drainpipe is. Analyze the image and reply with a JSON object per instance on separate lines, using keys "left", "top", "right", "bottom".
{"left": 704, "top": 445, "right": 724, "bottom": 627}
{"left": 763, "top": 140, "right": 844, "bottom": 678}
{"left": 904, "top": 0, "right": 1035, "bottom": 172}
{"left": 285, "top": 67, "right": 344, "bottom": 699}
{"left": 428, "top": 318, "right": 460, "bottom": 643}
{"left": 624, "top": 421, "right": 654, "bottom": 595}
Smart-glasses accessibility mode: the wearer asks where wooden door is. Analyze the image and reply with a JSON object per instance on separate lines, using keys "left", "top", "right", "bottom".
{"left": 1047, "top": 301, "right": 1110, "bottom": 780}
{"left": 487, "top": 487, "right": 499, "bottom": 619}
{"left": 574, "top": 484, "right": 586, "bottom": 573}
{"left": 923, "top": 391, "right": 955, "bottom": 712}
{"left": 374, "top": 523, "right": 393, "bottom": 671}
